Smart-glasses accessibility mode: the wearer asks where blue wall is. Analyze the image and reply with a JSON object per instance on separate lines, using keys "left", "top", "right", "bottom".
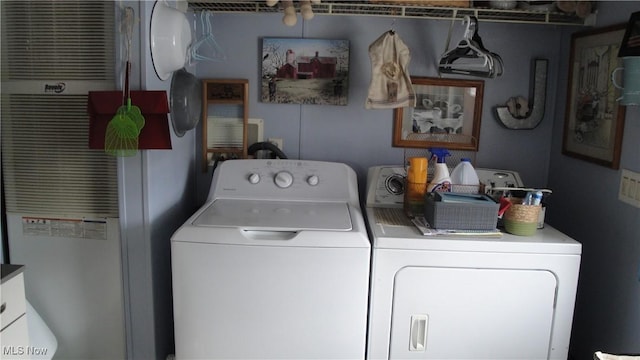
{"left": 193, "top": 12, "right": 567, "bottom": 198}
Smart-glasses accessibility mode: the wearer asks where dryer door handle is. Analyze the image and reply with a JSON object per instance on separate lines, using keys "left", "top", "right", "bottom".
{"left": 410, "top": 314, "right": 428, "bottom": 352}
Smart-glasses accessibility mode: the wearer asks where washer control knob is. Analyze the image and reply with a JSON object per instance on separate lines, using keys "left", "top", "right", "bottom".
{"left": 307, "top": 175, "right": 319, "bottom": 186}
{"left": 248, "top": 173, "right": 261, "bottom": 184}
{"left": 274, "top": 171, "right": 294, "bottom": 188}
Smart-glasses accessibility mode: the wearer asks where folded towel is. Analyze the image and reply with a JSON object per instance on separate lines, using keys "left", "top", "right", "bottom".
{"left": 366, "top": 30, "right": 415, "bottom": 109}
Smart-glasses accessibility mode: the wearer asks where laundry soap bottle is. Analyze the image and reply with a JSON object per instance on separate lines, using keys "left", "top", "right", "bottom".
{"left": 427, "top": 148, "right": 451, "bottom": 192}
{"left": 404, "top": 157, "right": 428, "bottom": 216}
{"left": 450, "top": 158, "right": 480, "bottom": 193}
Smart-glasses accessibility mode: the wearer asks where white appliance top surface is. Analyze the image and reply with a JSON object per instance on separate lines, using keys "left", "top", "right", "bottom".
{"left": 193, "top": 199, "right": 352, "bottom": 231}
{"left": 367, "top": 208, "right": 581, "bottom": 254}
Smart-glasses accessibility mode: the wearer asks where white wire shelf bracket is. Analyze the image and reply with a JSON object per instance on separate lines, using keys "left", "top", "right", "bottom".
{"left": 186, "top": 1, "right": 595, "bottom": 26}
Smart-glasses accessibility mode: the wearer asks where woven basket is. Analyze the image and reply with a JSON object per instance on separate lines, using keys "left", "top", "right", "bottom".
{"left": 503, "top": 198, "right": 541, "bottom": 236}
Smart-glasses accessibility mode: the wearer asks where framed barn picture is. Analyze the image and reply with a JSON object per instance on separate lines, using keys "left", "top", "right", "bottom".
{"left": 261, "top": 37, "right": 350, "bottom": 105}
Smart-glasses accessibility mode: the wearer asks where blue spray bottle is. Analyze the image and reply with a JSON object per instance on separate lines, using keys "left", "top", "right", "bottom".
{"left": 427, "top": 148, "right": 452, "bottom": 192}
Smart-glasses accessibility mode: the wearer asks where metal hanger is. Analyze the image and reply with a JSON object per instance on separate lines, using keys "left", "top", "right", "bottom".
{"left": 438, "top": 16, "right": 503, "bottom": 78}
{"left": 388, "top": 18, "right": 397, "bottom": 35}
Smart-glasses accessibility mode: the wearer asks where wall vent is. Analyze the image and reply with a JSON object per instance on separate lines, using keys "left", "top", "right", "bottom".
{"left": 1, "top": 0, "right": 118, "bottom": 217}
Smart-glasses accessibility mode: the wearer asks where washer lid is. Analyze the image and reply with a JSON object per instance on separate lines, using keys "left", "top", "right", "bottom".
{"left": 193, "top": 199, "right": 353, "bottom": 231}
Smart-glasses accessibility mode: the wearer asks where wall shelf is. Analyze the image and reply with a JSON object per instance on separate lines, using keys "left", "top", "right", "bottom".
{"left": 187, "top": 1, "right": 595, "bottom": 26}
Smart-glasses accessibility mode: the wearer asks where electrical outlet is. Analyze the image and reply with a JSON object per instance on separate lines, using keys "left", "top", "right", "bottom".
{"left": 618, "top": 169, "right": 640, "bottom": 208}
{"left": 268, "top": 138, "right": 283, "bottom": 151}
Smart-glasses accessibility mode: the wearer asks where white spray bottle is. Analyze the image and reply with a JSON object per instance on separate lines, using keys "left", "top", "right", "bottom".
{"left": 427, "top": 148, "right": 451, "bottom": 192}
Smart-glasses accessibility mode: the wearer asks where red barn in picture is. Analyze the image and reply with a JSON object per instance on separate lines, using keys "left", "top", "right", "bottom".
{"left": 296, "top": 51, "right": 337, "bottom": 79}
{"left": 276, "top": 50, "right": 337, "bottom": 79}
{"left": 277, "top": 62, "right": 297, "bottom": 79}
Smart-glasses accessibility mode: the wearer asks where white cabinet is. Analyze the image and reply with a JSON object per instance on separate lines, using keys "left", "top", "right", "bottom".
{"left": 1, "top": 265, "right": 30, "bottom": 360}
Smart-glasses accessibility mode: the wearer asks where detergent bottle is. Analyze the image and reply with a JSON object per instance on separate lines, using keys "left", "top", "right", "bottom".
{"left": 427, "top": 148, "right": 451, "bottom": 192}
{"left": 450, "top": 158, "right": 480, "bottom": 193}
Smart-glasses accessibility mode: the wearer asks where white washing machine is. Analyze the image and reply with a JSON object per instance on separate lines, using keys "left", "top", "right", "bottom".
{"left": 365, "top": 166, "right": 581, "bottom": 360}
{"left": 171, "top": 159, "right": 371, "bottom": 360}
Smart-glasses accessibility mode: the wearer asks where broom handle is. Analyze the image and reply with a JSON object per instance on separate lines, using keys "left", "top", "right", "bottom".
{"left": 122, "top": 7, "right": 134, "bottom": 106}
{"left": 123, "top": 61, "right": 131, "bottom": 106}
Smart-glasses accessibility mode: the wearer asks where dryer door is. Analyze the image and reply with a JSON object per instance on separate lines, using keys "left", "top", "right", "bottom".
{"left": 389, "top": 267, "right": 557, "bottom": 359}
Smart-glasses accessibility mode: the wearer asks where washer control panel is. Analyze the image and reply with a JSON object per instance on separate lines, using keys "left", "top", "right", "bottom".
{"left": 209, "top": 160, "right": 356, "bottom": 202}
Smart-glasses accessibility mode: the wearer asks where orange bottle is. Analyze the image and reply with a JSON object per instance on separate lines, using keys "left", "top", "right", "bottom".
{"left": 404, "top": 157, "right": 428, "bottom": 217}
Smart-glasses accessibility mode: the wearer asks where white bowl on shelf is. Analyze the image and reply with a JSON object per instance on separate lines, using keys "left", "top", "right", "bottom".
{"left": 150, "top": 0, "right": 192, "bottom": 81}
{"left": 517, "top": 1, "right": 558, "bottom": 12}
{"left": 489, "top": 1, "right": 518, "bottom": 10}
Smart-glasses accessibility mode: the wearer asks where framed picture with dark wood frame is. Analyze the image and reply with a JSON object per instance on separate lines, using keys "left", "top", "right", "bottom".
{"left": 393, "top": 77, "right": 484, "bottom": 151}
{"left": 562, "top": 24, "right": 626, "bottom": 169}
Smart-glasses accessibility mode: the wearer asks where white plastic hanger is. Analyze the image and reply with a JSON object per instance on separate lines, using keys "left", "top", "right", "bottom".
{"left": 189, "top": 11, "right": 226, "bottom": 64}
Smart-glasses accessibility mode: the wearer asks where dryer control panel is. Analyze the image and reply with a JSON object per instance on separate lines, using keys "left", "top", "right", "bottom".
{"left": 365, "top": 166, "right": 406, "bottom": 208}
{"left": 475, "top": 168, "right": 524, "bottom": 191}
{"left": 366, "top": 166, "right": 525, "bottom": 208}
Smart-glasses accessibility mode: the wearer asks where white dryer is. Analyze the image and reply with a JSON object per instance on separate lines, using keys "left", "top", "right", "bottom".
{"left": 171, "top": 160, "right": 370, "bottom": 360}
{"left": 365, "top": 166, "right": 581, "bottom": 360}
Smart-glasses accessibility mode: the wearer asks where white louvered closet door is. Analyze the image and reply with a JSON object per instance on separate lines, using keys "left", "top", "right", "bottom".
{"left": 1, "top": 2, "right": 128, "bottom": 359}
